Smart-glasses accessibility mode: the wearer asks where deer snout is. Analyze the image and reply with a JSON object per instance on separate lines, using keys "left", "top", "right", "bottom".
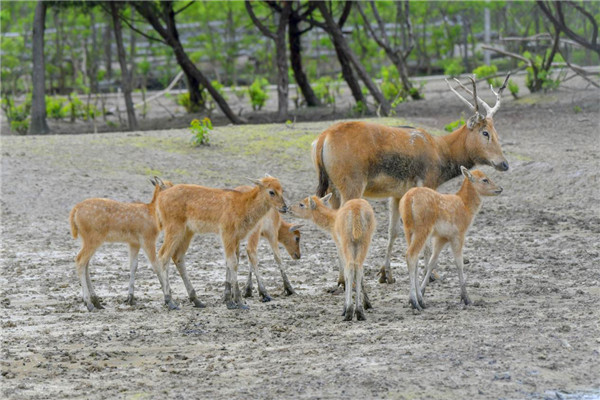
{"left": 293, "top": 252, "right": 301, "bottom": 260}
{"left": 494, "top": 160, "right": 509, "bottom": 171}
{"left": 495, "top": 186, "right": 503, "bottom": 195}
{"left": 279, "top": 201, "right": 289, "bottom": 214}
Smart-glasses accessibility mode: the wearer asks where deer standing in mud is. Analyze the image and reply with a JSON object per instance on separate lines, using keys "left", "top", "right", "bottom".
{"left": 312, "top": 74, "right": 511, "bottom": 284}
{"left": 154, "top": 175, "right": 288, "bottom": 310}
{"left": 235, "top": 185, "right": 302, "bottom": 302}
{"left": 69, "top": 177, "right": 173, "bottom": 311}
{"left": 291, "top": 194, "right": 375, "bottom": 321}
{"left": 400, "top": 167, "right": 503, "bottom": 310}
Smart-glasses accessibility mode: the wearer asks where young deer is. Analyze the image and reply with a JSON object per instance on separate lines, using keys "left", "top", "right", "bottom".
{"left": 400, "top": 167, "right": 502, "bottom": 310}
{"left": 236, "top": 185, "right": 302, "bottom": 302}
{"left": 312, "top": 74, "right": 511, "bottom": 284}
{"left": 154, "top": 175, "right": 287, "bottom": 310}
{"left": 69, "top": 177, "right": 173, "bottom": 311}
{"left": 291, "top": 194, "right": 375, "bottom": 321}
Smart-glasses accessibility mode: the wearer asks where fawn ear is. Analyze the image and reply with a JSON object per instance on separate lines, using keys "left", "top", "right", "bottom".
{"left": 264, "top": 173, "right": 273, "bottom": 178}
{"left": 309, "top": 197, "right": 317, "bottom": 210}
{"left": 289, "top": 224, "right": 303, "bottom": 233}
{"left": 149, "top": 177, "right": 157, "bottom": 187}
{"left": 320, "top": 193, "right": 333, "bottom": 205}
{"left": 460, "top": 166, "right": 474, "bottom": 181}
{"left": 154, "top": 176, "right": 167, "bottom": 190}
{"left": 247, "top": 178, "right": 264, "bottom": 187}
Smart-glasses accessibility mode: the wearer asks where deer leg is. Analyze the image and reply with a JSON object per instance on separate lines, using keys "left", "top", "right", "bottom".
{"left": 224, "top": 240, "right": 248, "bottom": 310}
{"left": 125, "top": 244, "right": 140, "bottom": 305}
{"left": 75, "top": 240, "right": 100, "bottom": 311}
{"left": 248, "top": 230, "right": 271, "bottom": 301}
{"left": 380, "top": 197, "right": 401, "bottom": 284}
{"left": 157, "top": 226, "right": 184, "bottom": 310}
{"left": 451, "top": 238, "right": 471, "bottom": 306}
{"left": 421, "top": 237, "right": 446, "bottom": 296}
{"left": 343, "top": 260, "right": 355, "bottom": 321}
{"left": 173, "top": 230, "right": 204, "bottom": 308}
{"left": 355, "top": 265, "right": 366, "bottom": 321}
{"left": 269, "top": 235, "right": 295, "bottom": 296}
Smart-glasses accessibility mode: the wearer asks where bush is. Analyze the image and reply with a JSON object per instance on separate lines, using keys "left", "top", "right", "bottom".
{"left": 177, "top": 92, "right": 202, "bottom": 113}
{"left": 352, "top": 100, "right": 367, "bottom": 116}
{"left": 521, "top": 50, "right": 565, "bottom": 93}
{"left": 472, "top": 64, "right": 498, "bottom": 84}
{"left": 508, "top": 79, "right": 519, "bottom": 99}
{"left": 444, "top": 117, "right": 465, "bottom": 132}
{"left": 46, "top": 96, "right": 67, "bottom": 120}
{"left": 440, "top": 58, "right": 464, "bottom": 77}
{"left": 248, "top": 78, "right": 269, "bottom": 111}
{"left": 190, "top": 117, "right": 212, "bottom": 146}
{"left": 1, "top": 96, "right": 30, "bottom": 135}
{"left": 312, "top": 76, "right": 336, "bottom": 105}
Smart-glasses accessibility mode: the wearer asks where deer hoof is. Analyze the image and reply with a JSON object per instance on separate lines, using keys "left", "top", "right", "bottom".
{"left": 260, "top": 295, "right": 272, "bottom": 303}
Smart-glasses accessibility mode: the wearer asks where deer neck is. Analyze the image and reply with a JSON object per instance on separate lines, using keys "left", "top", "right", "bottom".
{"left": 456, "top": 179, "right": 482, "bottom": 217}
{"left": 311, "top": 206, "right": 336, "bottom": 234}
{"left": 436, "top": 126, "right": 476, "bottom": 186}
{"left": 240, "top": 187, "right": 272, "bottom": 228}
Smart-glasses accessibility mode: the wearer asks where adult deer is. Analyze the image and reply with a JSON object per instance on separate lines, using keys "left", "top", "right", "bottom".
{"left": 312, "top": 74, "right": 511, "bottom": 284}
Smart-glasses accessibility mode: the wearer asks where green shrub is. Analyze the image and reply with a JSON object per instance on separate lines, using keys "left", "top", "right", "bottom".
{"left": 508, "top": 79, "right": 519, "bottom": 99}
{"left": 46, "top": 96, "right": 67, "bottom": 120}
{"left": 472, "top": 64, "right": 498, "bottom": 84}
{"left": 248, "top": 78, "right": 269, "bottom": 111}
{"left": 352, "top": 100, "right": 367, "bottom": 116}
{"left": 440, "top": 58, "right": 464, "bottom": 77}
{"left": 1, "top": 96, "right": 31, "bottom": 135}
{"left": 312, "top": 76, "right": 336, "bottom": 105}
{"left": 444, "top": 117, "right": 465, "bottom": 132}
{"left": 177, "top": 92, "right": 202, "bottom": 113}
{"left": 521, "top": 50, "right": 564, "bottom": 93}
{"left": 190, "top": 117, "right": 212, "bottom": 146}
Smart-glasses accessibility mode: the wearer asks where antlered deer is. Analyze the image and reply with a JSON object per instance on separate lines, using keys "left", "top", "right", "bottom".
{"left": 291, "top": 194, "right": 375, "bottom": 321}
{"left": 312, "top": 74, "right": 511, "bottom": 284}
{"left": 400, "top": 167, "right": 503, "bottom": 310}
{"left": 234, "top": 185, "right": 302, "bottom": 302}
{"left": 154, "top": 175, "right": 287, "bottom": 310}
{"left": 69, "top": 177, "right": 173, "bottom": 311}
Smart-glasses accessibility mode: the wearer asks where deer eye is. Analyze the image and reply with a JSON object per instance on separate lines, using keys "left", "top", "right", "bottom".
{"left": 299, "top": 203, "right": 305, "bottom": 208}
{"left": 482, "top": 131, "right": 489, "bottom": 138}
{"left": 295, "top": 237, "right": 300, "bottom": 243}
{"left": 269, "top": 190, "right": 275, "bottom": 197}
{"left": 482, "top": 179, "right": 489, "bottom": 183}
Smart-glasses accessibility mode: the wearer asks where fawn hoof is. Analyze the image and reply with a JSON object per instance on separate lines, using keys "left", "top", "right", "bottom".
{"left": 378, "top": 267, "right": 396, "bottom": 284}
{"left": 191, "top": 298, "right": 206, "bottom": 308}
{"left": 226, "top": 301, "right": 249, "bottom": 310}
{"left": 260, "top": 295, "right": 272, "bottom": 303}
{"left": 243, "top": 286, "right": 253, "bottom": 298}
{"left": 284, "top": 287, "right": 296, "bottom": 296}
{"left": 429, "top": 270, "right": 441, "bottom": 282}
{"left": 356, "top": 307, "right": 366, "bottom": 321}
{"left": 409, "top": 297, "right": 423, "bottom": 311}
{"left": 165, "top": 298, "right": 179, "bottom": 311}
{"left": 343, "top": 305, "right": 355, "bottom": 321}
{"left": 461, "top": 295, "right": 472, "bottom": 306}
{"left": 85, "top": 302, "right": 96, "bottom": 312}
{"left": 91, "top": 297, "right": 104, "bottom": 309}
{"left": 125, "top": 295, "right": 136, "bottom": 306}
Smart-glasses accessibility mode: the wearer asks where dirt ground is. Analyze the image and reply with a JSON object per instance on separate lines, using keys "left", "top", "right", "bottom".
{"left": 1, "top": 77, "right": 599, "bottom": 399}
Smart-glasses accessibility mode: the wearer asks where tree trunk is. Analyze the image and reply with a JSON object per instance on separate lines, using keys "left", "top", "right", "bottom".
{"left": 103, "top": 16, "right": 112, "bottom": 82}
{"left": 110, "top": 2, "right": 138, "bottom": 130}
{"left": 288, "top": 12, "right": 320, "bottom": 107}
{"left": 133, "top": 2, "right": 244, "bottom": 124}
{"left": 316, "top": 2, "right": 390, "bottom": 115}
{"left": 335, "top": 44, "right": 365, "bottom": 104}
{"left": 53, "top": 9, "right": 65, "bottom": 94}
{"left": 274, "top": 4, "right": 291, "bottom": 121}
{"left": 89, "top": 12, "right": 99, "bottom": 93}
{"left": 29, "top": 1, "right": 50, "bottom": 135}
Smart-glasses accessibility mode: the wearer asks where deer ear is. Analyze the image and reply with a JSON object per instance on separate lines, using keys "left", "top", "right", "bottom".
{"left": 155, "top": 177, "right": 167, "bottom": 190}
{"left": 264, "top": 173, "right": 273, "bottom": 178}
{"left": 247, "top": 178, "right": 264, "bottom": 187}
{"left": 309, "top": 197, "right": 317, "bottom": 210}
{"left": 320, "top": 193, "right": 332, "bottom": 205}
{"left": 461, "top": 166, "right": 474, "bottom": 181}
{"left": 150, "top": 178, "right": 157, "bottom": 187}
{"left": 289, "top": 224, "right": 303, "bottom": 233}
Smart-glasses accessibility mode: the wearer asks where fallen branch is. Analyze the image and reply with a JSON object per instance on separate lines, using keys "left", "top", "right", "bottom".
{"left": 134, "top": 70, "right": 184, "bottom": 109}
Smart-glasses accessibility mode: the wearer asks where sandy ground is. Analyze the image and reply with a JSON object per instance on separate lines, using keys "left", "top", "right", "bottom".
{"left": 1, "top": 77, "right": 599, "bottom": 399}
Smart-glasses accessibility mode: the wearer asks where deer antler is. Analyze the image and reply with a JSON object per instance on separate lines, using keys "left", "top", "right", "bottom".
{"left": 445, "top": 77, "right": 477, "bottom": 113}
{"left": 452, "top": 72, "right": 511, "bottom": 118}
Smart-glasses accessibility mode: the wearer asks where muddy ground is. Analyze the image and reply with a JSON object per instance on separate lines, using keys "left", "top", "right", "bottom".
{"left": 1, "top": 77, "right": 599, "bottom": 399}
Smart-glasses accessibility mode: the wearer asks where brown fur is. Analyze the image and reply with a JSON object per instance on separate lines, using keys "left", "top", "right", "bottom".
{"left": 235, "top": 185, "right": 302, "bottom": 301}
{"left": 399, "top": 168, "right": 502, "bottom": 310}
{"left": 69, "top": 177, "right": 173, "bottom": 311}
{"left": 291, "top": 195, "right": 375, "bottom": 321}
{"left": 154, "top": 176, "right": 287, "bottom": 310}
{"left": 312, "top": 118, "right": 508, "bottom": 283}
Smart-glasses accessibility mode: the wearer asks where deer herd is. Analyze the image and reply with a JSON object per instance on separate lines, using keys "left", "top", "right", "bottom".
{"left": 70, "top": 74, "right": 511, "bottom": 321}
